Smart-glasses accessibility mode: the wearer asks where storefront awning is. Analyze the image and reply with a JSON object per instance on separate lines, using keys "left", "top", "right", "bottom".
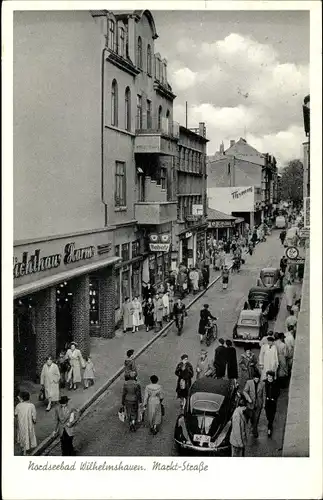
{"left": 14, "top": 255, "right": 121, "bottom": 299}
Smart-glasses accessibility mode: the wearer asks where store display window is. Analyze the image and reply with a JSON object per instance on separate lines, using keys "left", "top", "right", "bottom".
{"left": 89, "top": 278, "right": 99, "bottom": 326}
{"left": 122, "top": 243, "right": 130, "bottom": 262}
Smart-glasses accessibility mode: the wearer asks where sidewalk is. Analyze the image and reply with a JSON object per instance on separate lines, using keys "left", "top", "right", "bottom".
{"left": 245, "top": 278, "right": 302, "bottom": 456}
{"left": 16, "top": 253, "right": 239, "bottom": 454}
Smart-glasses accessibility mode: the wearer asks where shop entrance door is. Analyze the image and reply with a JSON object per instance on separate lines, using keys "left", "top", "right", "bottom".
{"left": 14, "top": 297, "right": 37, "bottom": 381}
{"left": 56, "top": 281, "right": 73, "bottom": 354}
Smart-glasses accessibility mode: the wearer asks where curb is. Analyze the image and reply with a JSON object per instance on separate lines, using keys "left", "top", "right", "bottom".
{"left": 31, "top": 249, "right": 250, "bottom": 455}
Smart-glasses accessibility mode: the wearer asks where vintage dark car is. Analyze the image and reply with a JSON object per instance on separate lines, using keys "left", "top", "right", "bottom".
{"left": 247, "top": 286, "right": 275, "bottom": 311}
{"left": 174, "top": 378, "right": 239, "bottom": 456}
{"left": 257, "top": 267, "right": 282, "bottom": 292}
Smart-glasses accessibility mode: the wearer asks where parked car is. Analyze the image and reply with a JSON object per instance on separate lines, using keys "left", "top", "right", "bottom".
{"left": 257, "top": 267, "right": 282, "bottom": 292}
{"left": 174, "top": 378, "right": 239, "bottom": 456}
{"left": 233, "top": 308, "right": 269, "bottom": 345}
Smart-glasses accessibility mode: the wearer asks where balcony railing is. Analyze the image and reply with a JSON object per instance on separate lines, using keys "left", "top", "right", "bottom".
{"left": 135, "top": 114, "right": 180, "bottom": 139}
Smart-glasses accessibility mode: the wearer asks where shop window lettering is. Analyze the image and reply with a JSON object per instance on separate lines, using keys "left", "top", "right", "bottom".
{"left": 14, "top": 242, "right": 96, "bottom": 279}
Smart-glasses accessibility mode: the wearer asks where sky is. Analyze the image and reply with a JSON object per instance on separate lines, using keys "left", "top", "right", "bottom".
{"left": 153, "top": 10, "right": 310, "bottom": 167}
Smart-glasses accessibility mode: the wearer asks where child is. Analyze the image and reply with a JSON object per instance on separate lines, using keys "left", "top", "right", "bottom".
{"left": 83, "top": 356, "right": 95, "bottom": 389}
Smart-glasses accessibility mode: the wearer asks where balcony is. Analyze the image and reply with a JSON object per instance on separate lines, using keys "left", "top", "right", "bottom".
{"left": 135, "top": 201, "right": 177, "bottom": 225}
{"left": 135, "top": 115, "right": 179, "bottom": 156}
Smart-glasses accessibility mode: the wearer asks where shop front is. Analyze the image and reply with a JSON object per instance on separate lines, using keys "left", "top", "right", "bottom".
{"left": 143, "top": 233, "right": 171, "bottom": 287}
{"left": 207, "top": 208, "right": 237, "bottom": 242}
{"left": 14, "top": 229, "right": 119, "bottom": 382}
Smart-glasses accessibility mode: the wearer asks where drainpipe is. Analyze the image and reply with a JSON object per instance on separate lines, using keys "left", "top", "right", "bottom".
{"left": 101, "top": 43, "right": 108, "bottom": 226}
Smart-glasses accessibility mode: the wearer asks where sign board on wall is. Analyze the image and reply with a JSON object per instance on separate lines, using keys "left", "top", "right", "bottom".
{"left": 209, "top": 220, "right": 235, "bottom": 229}
{"left": 149, "top": 243, "right": 170, "bottom": 252}
{"left": 192, "top": 204, "right": 204, "bottom": 216}
{"left": 13, "top": 231, "right": 114, "bottom": 287}
{"left": 303, "top": 197, "right": 310, "bottom": 228}
{"left": 208, "top": 186, "right": 257, "bottom": 214}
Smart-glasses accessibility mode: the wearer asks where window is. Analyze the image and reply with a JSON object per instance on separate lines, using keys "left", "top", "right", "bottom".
{"left": 125, "top": 87, "right": 131, "bottom": 131}
{"left": 111, "top": 79, "right": 118, "bottom": 127}
{"left": 89, "top": 278, "right": 99, "bottom": 326}
{"left": 147, "top": 44, "right": 152, "bottom": 75}
{"left": 166, "top": 109, "right": 170, "bottom": 134}
{"left": 131, "top": 240, "right": 140, "bottom": 258}
{"left": 115, "top": 245, "right": 120, "bottom": 257}
{"left": 158, "top": 105, "right": 162, "bottom": 129}
{"left": 160, "top": 167, "right": 167, "bottom": 190}
{"left": 115, "top": 161, "right": 126, "bottom": 207}
{"left": 147, "top": 100, "right": 152, "bottom": 128}
{"left": 155, "top": 56, "right": 160, "bottom": 80}
{"left": 136, "top": 95, "right": 142, "bottom": 129}
{"left": 137, "top": 36, "right": 142, "bottom": 69}
{"left": 121, "top": 243, "right": 130, "bottom": 261}
{"left": 119, "top": 26, "right": 126, "bottom": 57}
{"left": 228, "top": 162, "right": 231, "bottom": 175}
{"left": 108, "top": 20, "right": 115, "bottom": 51}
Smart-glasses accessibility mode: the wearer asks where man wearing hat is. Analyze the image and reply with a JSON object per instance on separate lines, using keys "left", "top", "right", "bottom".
{"left": 53, "top": 396, "right": 77, "bottom": 455}
{"left": 195, "top": 350, "right": 213, "bottom": 379}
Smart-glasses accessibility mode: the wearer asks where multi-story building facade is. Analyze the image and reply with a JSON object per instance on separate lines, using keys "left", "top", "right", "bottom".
{"left": 175, "top": 124, "right": 208, "bottom": 267}
{"left": 207, "top": 138, "right": 278, "bottom": 227}
{"left": 302, "top": 94, "right": 310, "bottom": 201}
{"left": 13, "top": 9, "right": 185, "bottom": 382}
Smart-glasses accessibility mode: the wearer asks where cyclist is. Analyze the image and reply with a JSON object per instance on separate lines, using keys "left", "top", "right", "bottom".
{"left": 198, "top": 304, "right": 217, "bottom": 344}
{"left": 173, "top": 298, "right": 187, "bottom": 335}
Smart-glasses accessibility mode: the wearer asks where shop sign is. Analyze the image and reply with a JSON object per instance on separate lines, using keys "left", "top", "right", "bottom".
{"left": 185, "top": 232, "right": 193, "bottom": 239}
{"left": 13, "top": 242, "right": 96, "bottom": 279}
{"left": 185, "top": 215, "right": 202, "bottom": 222}
{"left": 192, "top": 204, "right": 204, "bottom": 216}
{"left": 287, "top": 257, "right": 305, "bottom": 264}
{"left": 231, "top": 186, "right": 253, "bottom": 199}
{"left": 149, "top": 233, "right": 171, "bottom": 244}
{"left": 299, "top": 228, "right": 310, "bottom": 239}
{"left": 209, "top": 220, "right": 235, "bottom": 229}
{"left": 149, "top": 243, "right": 170, "bottom": 252}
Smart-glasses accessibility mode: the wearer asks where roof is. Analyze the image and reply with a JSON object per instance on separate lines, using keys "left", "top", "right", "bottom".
{"left": 207, "top": 207, "right": 236, "bottom": 221}
{"left": 190, "top": 377, "right": 232, "bottom": 397}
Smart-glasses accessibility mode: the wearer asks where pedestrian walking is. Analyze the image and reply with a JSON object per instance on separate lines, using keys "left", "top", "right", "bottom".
{"left": 225, "top": 340, "right": 238, "bottom": 380}
{"left": 284, "top": 326, "right": 295, "bottom": 375}
{"left": 275, "top": 332, "right": 288, "bottom": 388}
{"left": 284, "top": 280, "right": 296, "bottom": 313}
{"left": 196, "top": 349, "right": 213, "bottom": 379}
{"left": 291, "top": 299, "right": 301, "bottom": 318}
{"left": 53, "top": 395, "right": 77, "bottom": 455}
{"left": 143, "top": 375, "right": 164, "bottom": 435}
{"left": 213, "top": 338, "right": 227, "bottom": 379}
{"left": 121, "top": 371, "right": 142, "bottom": 432}
{"left": 162, "top": 291, "right": 170, "bottom": 322}
{"left": 243, "top": 369, "right": 265, "bottom": 438}
{"left": 189, "top": 267, "right": 199, "bottom": 294}
{"left": 168, "top": 285, "right": 175, "bottom": 319}
{"left": 57, "top": 349, "right": 70, "bottom": 389}
{"left": 40, "top": 355, "right": 60, "bottom": 411}
{"left": 221, "top": 265, "right": 229, "bottom": 290}
{"left": 142, "top": 282, "right": 154, "bottom": 302}
{"left": 124, "top": 349, "right": 137, "bottom": 380}
{"left": 122, "top": 297, "right": 133, "bottom": 333}
{"left": 14, "top": 391, "right": 37, "bottom": 456}
{"left": 83, "top": 356, "right": 95, "bottom": 389}
{"left": 202, "top": 265, "right": 210, "bottom": 288}
{"left": 229, "top": 397, "right": 248, "bottom": 457}
{"left": 279, "top": 230, "right": 287, "bottom": 246}
{"left": 264, "top": 371, "right": 280, "bottom": 437}
{"left": 280, "top": 256, "right": 288, "bottom": 275}
{"left": 285, "top": 309, "right": 298, "bottom": 333}
{"left": 143, "top": 297, "right": 154, "bottom": 332}
{"left": 173, "top": 298, "right": 186, "bottom": 333}
{"left": 258, "top": 336, "right": 278, "bottom": 381}
{"left": 175, "top": 354, "right": 194, "bottom": 410}
{"left": 66, "top": 342, "right": 85, "bottom": 390}
{"left": 239, "top": 347, "right": 258, "bottom": 389}
{"left": 198, "top": 304, "right": 217, "bottom": 343}
{"left": 153, "top": 293, "right": 164, "bottom": 331}
{"left": 131, "top": 296, "right": 142, "bottom": 333}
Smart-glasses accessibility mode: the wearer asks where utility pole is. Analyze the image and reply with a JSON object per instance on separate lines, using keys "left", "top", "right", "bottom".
{"left": 185, "top": 101, "right": 188, "bottom": 129}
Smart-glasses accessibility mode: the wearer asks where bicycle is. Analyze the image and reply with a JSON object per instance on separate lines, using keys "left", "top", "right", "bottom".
{"left": 205, "top": 319, "right": 218, "bottom": 346}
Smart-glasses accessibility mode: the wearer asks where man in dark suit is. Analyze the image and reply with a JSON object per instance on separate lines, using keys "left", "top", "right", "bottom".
{"left": 213, "top": 338, "right": 227, "bottom": 378}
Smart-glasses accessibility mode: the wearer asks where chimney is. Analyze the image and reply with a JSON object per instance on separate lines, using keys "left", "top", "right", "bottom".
{"left": 219, "top": 142, "right": 224, "bottom": 154}
{"left": 230, "top": 140, "right": 235, "bottom": 147}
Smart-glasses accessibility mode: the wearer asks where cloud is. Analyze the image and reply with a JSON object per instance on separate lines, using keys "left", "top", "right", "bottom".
{"left": 169, "top": 32, "right": 309, "bottom": 163}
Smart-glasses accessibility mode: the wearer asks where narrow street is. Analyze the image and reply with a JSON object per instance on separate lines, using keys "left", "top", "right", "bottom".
{"left": 47, "top": 232, "right": 292, "bottom": 457}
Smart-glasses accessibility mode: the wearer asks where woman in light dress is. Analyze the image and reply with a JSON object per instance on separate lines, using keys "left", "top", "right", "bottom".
{"left": 143, "top": 375, "right": 164, "bottom": 435}
{"left": 122, "top": 297, "right": 133, "bottom": 333}
{"left": 66, "top": 342, "right": 85, "bottom": 390}
{"left": 15, "top": 391, "right": 37, "bottom": 455}
{"left": 131, "top": 296, "right": 142, "bottom": 333}
{"left": 40, "top": 355, "right": 60, "bottom": 411}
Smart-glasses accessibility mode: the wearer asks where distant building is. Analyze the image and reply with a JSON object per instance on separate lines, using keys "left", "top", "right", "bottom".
{"left": 207, "top": 138, "right": 278, "bottom": 227}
